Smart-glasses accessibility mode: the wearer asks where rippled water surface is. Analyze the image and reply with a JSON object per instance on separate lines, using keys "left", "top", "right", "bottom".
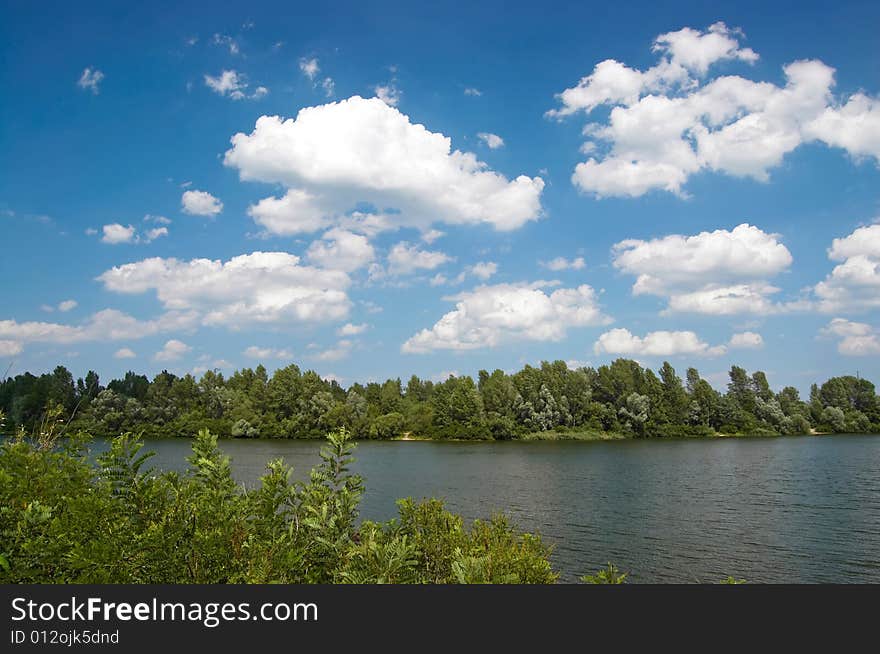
{"left": 87, "top": 435, "right": 880, "bottom": 583}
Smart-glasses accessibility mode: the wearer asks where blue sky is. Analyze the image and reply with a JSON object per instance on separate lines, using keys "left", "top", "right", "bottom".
{"left": 1, "top": 0, "right": 879, "bottom": 394}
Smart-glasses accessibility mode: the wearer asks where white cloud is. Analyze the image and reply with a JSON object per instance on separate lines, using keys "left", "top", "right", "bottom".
{"left": 814, "top": 223, "right": 880, "bottom": 313}
{"left": 729, "top": 331, "right": 764, "bottom": 349}
{"left": 299, "top": 59, "right": 334, "bottom": 97}
{"left": 477, "top": 132, "right": 505, "bottom": 149}
{"left": 144, "top": 227, "right": 168, "bottom": 242}
{"left": 337, "top": 322, "right": 368, "bottom": 336}
{"left": 181, "top": 190, "right": 223, "bottom": 216}
{"left": 593, "top": 327, "right": 726, "bottom": 357}
{"left": 97, "top": 251, "right": 351, "bottom": 328}
{"left": 374, "top": 83, "right": 401, "bottom": 106}
{"left": 431, "top": 261, "right": 499, "bottom": 287}
{"left": 821, "top": 318, "right": 880, "bottom": 356}
{"left": 464, "top": 88, "right": 482, "bottom": 96}
{"left": 0, "top": 309, "right": 197, "bottom": 346}
{"left": 612, "top": 223, "right": 799, "bottom": 315}
{"left": 77, "top": 67, "right": 104, "bottom": 94}
{"left": 806, "top": 94, "right": 880, "bottom": 162}
{"left": 212, "top": 33, "right": 239, "bottom": 55}
{"left": 205, "top": 70, "right": 246, "bottom": 98}
{"left": 204, "top": 70, "right": 266, "bottom": 100}
{"left": 549, "top": 22, "right": 880, "bottom": 197}
{"left": 652, "top": 22, "right": 758, "bottom": 75}
{"left": 114, "top": 347, "right": 137, "bottom": 359}
{"left": 154, "top": 339, "right": 191, "bottom": 362}
{"left": 243, "top": 345, "right": 294, "bottom": 359}
{"left": 57, "top": 300, "right": 77, "bottom": 313}
{"left": 541, "top": 256, "right": 586, "bottom": 271}
{"left": 224, "top": 96, "right": 544, "bottom": 234}
{"left": 385, "top": 241, "right": 453, "bottom": 276}
{"left": 468, "top": 261, "right": 498, "bottom": 280}
{"left": 0, "top": 340, "right": 23, "bottom": 357}
{"left": 312, "top": 339, "right": 353, "bottom": 361}
{"left": 403, "top": 281, "right": 610, "bottom": 353}
{"left": 247, "top": 189, "right": 330, "bottom": 235}
{"left": 421, "top": 229, "right": 444, "bottom": 244}
{"left": 144, "top": 214, "right": 172, "bottom": 225}
{"left": 101, "top": 224, "right": 137, "bottom": 244}
{"left": 299, "top": 58, "right": 320, "bottom": 80}
{"left": 98, "top": 223, "right": 167, "bottom": 245}
{"left": 306, "top": 228, "right": 375, "bottom": 272}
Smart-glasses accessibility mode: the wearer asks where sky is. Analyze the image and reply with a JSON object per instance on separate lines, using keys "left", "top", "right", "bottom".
{"left": 1, "top": 0, "right": 879, "bottom": 394}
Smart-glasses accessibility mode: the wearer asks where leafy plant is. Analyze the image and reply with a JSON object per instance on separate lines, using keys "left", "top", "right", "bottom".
{"left": 581, "top": 562, "right": 628, "bottom": 584}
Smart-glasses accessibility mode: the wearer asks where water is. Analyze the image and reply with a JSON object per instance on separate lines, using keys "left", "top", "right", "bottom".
{"left": 85, "top": 434, "right": 880, "bottom": 583}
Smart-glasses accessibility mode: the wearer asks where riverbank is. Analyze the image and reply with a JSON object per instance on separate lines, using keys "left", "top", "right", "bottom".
{"left": 390, "top": 427, "right": 845, "bottom": 442}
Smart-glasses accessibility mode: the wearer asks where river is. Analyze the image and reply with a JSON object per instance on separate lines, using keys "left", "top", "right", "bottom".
{"left": 86, "top": 434, "right": 880, "bottom": 583}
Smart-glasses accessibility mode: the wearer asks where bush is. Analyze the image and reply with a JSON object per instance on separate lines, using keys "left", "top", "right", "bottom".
{"left": 0, "top": 427, "right": 557, "bottom": 584}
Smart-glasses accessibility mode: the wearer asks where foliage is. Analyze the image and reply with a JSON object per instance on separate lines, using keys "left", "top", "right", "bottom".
{"left": 2, "top": 361, "right": 878, "bottom": 441}
{"left": 720, "top": 576, "right": 747, "bottom": 584}
{"left": 0, "top": 427, "right": 558, "bottom": 584}
{"left": 581, "top": 562, "right": 628, "bottom": 584}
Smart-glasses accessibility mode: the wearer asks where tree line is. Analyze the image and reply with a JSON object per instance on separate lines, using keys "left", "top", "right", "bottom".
{"left": 1, "top": 359, "right": 878, "bottom": 440}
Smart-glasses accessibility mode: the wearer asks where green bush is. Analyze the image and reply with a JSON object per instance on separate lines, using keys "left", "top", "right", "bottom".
{"left": 0, "top": 427, "right": 556, "bottom": 584}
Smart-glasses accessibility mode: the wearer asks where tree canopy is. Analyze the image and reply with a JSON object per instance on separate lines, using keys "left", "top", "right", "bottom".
{"left": 1, "top": 360, "right": 877, "bottom": 440}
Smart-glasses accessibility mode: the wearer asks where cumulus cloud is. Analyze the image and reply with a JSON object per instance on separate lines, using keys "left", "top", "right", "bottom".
{"left": 430, "top": 261, "right": 498, "bottom": 287}
{"left": 541, "top": 256, "right": 586, "bottom": 271}
{"left": 204, "top": 70, "right": 267, "bottom": 100}
{"left": 243, "top": 345, "right": 294, "bottom": 359}
{"left": 181, "top": 190, "right": 223, "bottom": 216}
{"left": 247, "top": 189, "right": 330, "bottom": 235}
{"left": 77, "top": 67, "right": 104, "bottom": 94}
{"left": 337, "top": 323, "right": 368, "bottom": 336}
{"left": 226, "top": 96, "right": 544, "bottom": 235}
{"left": 97, "top": 251, "right": 351, "bottom": 328}
{"left": 477, "top": 132, "right": 505, "bottom": 149}
{"left": 548, "top": 22, "right": 880, "bottom": 197}
{"left": 57, "top": 300, "right": 78, "bottom": 312}
{"left": 729, "top": 331, "right": 764, "bottom": 349}
{"left": 468, "top": 261, "right": 498, "bottom": 281}
{"left": 593, "top": 328, "right": 727, "bottom": 357}
{"left": 306, "top": 228, "right": 375, "bottom": 272}
{"left": 98, "top": 223, "right": 167, "bottom": 245}
{"left": 144, "top": 227, "right": 169, "bottom": 242}
{"left": 385, "top": 241, "right": 453, "bottom": 276}
{"left": 464, "top": 88, "right": 482, "bottom": 96}
{"left": 0, "top": 309, "right": 198, "bottom": 348}
{"left": 402, "top": 281, "right": 610, "bottom": 353}
{"left": 101, "top": 224, "right": 137, "bottom": 244}
{"left": 114, "top": 347, "right": 136, "bottom": 359}
{"left": 421, "top": 229, "right": 444, "bottom": 244}
{"left": 312, "top": 339, "right": 353, "bottom": 361}
{"left": 154, "top": 339, "right": 191, "bottom": 362}
{"left": 814, "top": 223, "right": 880, "bottom": 313}
{"left": 820, "top": 318, "right": 880, "bottom": 356}
{"left": 612, "top": 223, "right": 802, "bottom": 315}
{"left": 0, "top": 340, "right": 23, "bottom": 357}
